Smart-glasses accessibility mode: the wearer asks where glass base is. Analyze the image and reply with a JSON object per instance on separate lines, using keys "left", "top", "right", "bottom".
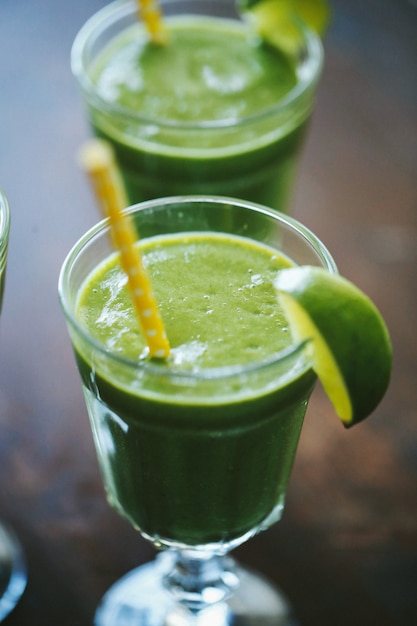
{"left": 0, "top": 522, "right": 27, "bottom": 621}
{"left": 95, "top": 552, "right": 296, "bottom": 626}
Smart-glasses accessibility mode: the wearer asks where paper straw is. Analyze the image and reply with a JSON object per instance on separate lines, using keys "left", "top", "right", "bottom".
{"left": 137, "top": 0, "right": 168, "bottom": 44}
{"left": 78, "top": 139, "right": 171, "bottom": 359}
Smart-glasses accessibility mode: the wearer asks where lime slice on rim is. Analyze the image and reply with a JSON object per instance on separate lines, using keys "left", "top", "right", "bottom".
{"left": 274, "top": 267, "right": 392, "bottom": 427}
{"left": 292, "top": 0, "right": 332, "bottom": 35}
{"left": 237, "top": 0, "right": 331, "bottom": 56}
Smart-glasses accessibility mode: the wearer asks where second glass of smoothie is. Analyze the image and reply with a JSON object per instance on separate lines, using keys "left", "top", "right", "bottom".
{"left": 59, "top": 195, "right": 336, "bottom": 626}
{"left": 71, "top": 0, "right": 323, "bottom": 212}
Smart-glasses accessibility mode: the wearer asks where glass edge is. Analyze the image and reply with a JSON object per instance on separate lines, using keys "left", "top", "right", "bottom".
{"left": 0, "top": 187, "right": 11, "bottom": 246}
{"left": 58, "top": 195, "right": 332, "bottom": 379}
{"left": 70, "top": 0, "right": 323, "bottom": 131}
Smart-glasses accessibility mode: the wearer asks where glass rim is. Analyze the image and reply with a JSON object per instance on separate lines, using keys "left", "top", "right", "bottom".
{"left": 58, "top": 195, "right": 337, "bottom": 381}
{"left": 0, "top": 188, "right": 11, "bottom": 248}
{"left": 71, "top": 0, "right": 323, "bottom": 131}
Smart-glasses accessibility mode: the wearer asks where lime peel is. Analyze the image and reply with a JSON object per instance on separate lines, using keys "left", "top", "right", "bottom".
{"left": 293, "top": 0, "right": 332, "bottom": 35}
{"left": 237, "top": 0, "right": 332, "bottom": 57}
{"left": 274, "top": 267, "right": 392, "bottom": 427}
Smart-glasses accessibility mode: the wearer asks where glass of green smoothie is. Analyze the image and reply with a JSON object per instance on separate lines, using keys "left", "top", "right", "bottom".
{"left": 71, "top": 0, "right": 323, "bottom": 213}
{"left": 59, "top": 195, "right": 336, "bottom": 626}
{"left": 0, "top": 189, "right": 27, "bottom": 621}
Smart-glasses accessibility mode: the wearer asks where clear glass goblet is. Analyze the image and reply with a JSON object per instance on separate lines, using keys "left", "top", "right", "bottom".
{"left": 0, "top": 189, "right": 27, "bottom": 621}
{"left": 58, "top": 196, "right": 337, "bottom": 626}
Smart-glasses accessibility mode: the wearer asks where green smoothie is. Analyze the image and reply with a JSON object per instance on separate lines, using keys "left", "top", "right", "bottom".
{"left": 73, "top": 231, "right": 315, "bottom": 546}
{"left": 72, "top": 2, "right": 322, "bottom": 211}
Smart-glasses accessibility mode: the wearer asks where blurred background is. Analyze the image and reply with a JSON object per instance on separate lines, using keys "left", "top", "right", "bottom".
{"left": 0, "top": 1, "right": 416, "bottom": 624}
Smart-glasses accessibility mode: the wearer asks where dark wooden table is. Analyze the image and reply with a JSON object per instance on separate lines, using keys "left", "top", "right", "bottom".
{"left": 0, "top": 1, "right": 416, "bottom": 624}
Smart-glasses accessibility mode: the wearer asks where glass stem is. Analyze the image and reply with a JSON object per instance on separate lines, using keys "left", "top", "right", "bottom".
{"left": 164, "top": 550, "right": 239, "bottom": 615}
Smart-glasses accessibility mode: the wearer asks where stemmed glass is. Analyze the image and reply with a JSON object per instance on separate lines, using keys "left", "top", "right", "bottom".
{"left": 58, "top": 196, "right": 337, "bottom": 626}
{"left": 0, "top": 189, "right": 27, "bottom": 621}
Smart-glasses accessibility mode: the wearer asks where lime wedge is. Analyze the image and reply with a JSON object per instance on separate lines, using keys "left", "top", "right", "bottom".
{"left": 237, "top": 0, "right": 331, "bottom": 57}
{"left": 274, "top": 267, "right": 392, "bottom": 427}
{"left": 293, "top": 0, "right": 332, "bottom": 35}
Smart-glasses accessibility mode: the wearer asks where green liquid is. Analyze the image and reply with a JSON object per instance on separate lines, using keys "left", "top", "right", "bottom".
{"left": 88, "top": 16, "right": 314, "bottom": 210}
{"left": 75, "top": 232, "right": 315, "bottom": 546}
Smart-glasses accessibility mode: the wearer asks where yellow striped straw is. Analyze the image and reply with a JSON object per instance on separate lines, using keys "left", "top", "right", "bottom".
{"left": 78, "top": 139, "right": 171, "bottom": 359}
{"left": 137, "top": 0, "right": 168, "bottom": 44}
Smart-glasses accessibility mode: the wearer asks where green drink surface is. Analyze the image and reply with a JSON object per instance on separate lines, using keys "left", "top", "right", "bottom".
{"left": 92, "top": 17, "right": 297, "bottom": 125}
{"left": 77, "top": 232, "right": 294, "bottom": 368}
{"left": 87, "top": 15, "right": 313, "bottom": 208}
{"left": 75, "top": 232, "right": 315, "bottom": 545}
